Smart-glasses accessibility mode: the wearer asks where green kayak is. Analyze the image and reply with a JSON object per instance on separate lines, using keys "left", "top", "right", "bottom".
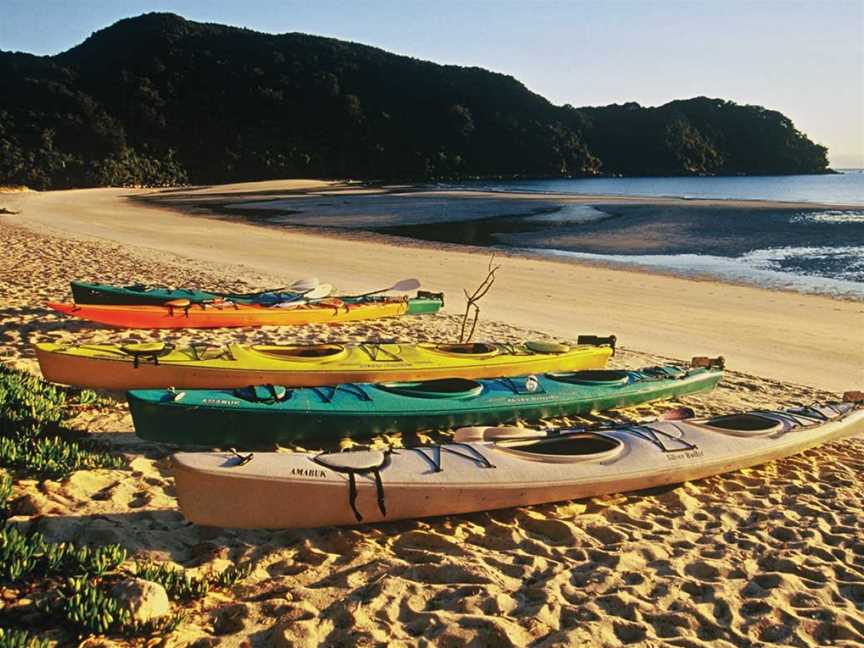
{"left": 70, "top": 281, "right": 443, "bottom": 315}
{"left": 127, "top": 359, "right": 724, "bottom": 446}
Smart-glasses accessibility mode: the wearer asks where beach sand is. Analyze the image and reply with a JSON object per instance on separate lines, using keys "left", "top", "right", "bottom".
{"left": 3, "top": 184, "right": 861, "bottom": 392}
{"left": 1, "top": 183, "right": 863, "bottom": 646}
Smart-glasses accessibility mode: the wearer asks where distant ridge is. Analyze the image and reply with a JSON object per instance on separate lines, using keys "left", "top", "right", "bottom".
{"left": 0, "top": 12, "right": 830, "bottom": 189}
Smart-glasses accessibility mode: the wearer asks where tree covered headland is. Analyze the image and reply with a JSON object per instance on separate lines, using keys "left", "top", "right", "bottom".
{"left": 0, "top": 13, "right": 830, "bottom": 189}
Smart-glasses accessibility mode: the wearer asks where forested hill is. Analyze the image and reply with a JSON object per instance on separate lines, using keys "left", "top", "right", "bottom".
{"left": 0, "top": 12, "right": 830, "bottom": 189}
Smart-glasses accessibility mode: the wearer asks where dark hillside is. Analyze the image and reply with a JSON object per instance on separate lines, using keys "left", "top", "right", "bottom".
{"left": 0, "top": 13, "right": 829, "bottom": 189}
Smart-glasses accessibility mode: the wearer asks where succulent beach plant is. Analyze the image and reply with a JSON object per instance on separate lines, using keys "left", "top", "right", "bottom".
{"left": 0, "top": 364, "right": 124, "bottom": 479}
{"left": 0, "top": 628, "right": 49, "bottom": 648}
{"left": 0, "top": 364, "right": 254, "bottom": 641}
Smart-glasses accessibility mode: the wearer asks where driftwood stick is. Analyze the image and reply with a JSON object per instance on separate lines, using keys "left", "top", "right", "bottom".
{"left": 459, "top": 255, "right": 501, "bottom": 342}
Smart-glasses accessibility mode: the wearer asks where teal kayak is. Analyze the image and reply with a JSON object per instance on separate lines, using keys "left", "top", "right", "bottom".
{"left": 127, "top": 360, "right": 724, "bottom": 446}
{"left": 69, "top": 281, "right": 443, "bottom": 315}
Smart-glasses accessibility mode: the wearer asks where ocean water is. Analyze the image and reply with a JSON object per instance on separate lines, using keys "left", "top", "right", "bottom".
{"left": 230, "top": 172, "right": 864, "bottom": 298}
{"left": 444, "top": 170, "right": 864, "bottom": 206}
{"left": 426, "top": 172, "right": 864, "bottom": 298}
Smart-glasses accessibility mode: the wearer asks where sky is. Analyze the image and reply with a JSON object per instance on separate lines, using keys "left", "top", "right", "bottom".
{"left": 2, "top": 0, "right": 862, "bottom": 167}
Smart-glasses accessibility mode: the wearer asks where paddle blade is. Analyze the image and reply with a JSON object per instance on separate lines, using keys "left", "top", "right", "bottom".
{"left": 270, "top": 283, "right": 334, "bottom": 308}
{"left": 306, "top": 284, "right": 333, "bottom": 299}
{"left": 289, "top": 277, "right": 320, "bottom": 292}
{"left": 389, "top": 278, "right": 421, "bottom": 292}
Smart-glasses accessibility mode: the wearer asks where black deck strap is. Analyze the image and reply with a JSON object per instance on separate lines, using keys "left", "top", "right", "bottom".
{"left": 311, "top": 386, "right": 336, "bottom": 404}
{"left": 410, "top": 446, "right": 443, "bottom": 472}
{"left": 577, "top": 335, "right": 617, "bottom": 356}
{"left": 754, "top": 410, "right": 814, "bottom": 428}
{"left": 498, "top": 377, "right": 521, "bottom": 394}
{"left": 340, "top": 383, "right": 371, "bottom": 402}
{"left": 642, "top": 365, "right": 688, "bottom": 381}
{"left": 497, "top": 342, "right": 520, "bottom": 356}
{"left": 497, "top": 376, "right": 543, "bottom": 395}
{"left": 234, "top": 384, "right": 290, "bottom": 404}
{"left": 623, "top": 424, "right": 697, "bottom": 453}
{"left": 373, "top": 470, "right": 387, "bottom": 517}
{"left": 798, "top": 405, "right": 831, "bottom": 421}
{"left": 409, "top": 443, "right": 496, "bottom": 471}
{"left": 310, "top": 383, "right": 371, "bottom": 404}
{"left": 358, "top": 343, "right": 402, "bottom": 362}
{"left": 416, "top": 290, "right": 445, "bottom": 307}
{"left": 444, "top": 443, "right": 496, "bottom": 468}
{"left": 769, "top": 405, "right": 841, "bottom": 426}
{"left": 120, "top": 343, "right": 175, "bottom": 368}
{"left": 227, "top": 448, "right": 254, "bottom": 466}
{"left": 312, "top": 450, "right": 391, "bottom": 522}
{"left": 189, "top": 343, "right": 224, "bottom": 362}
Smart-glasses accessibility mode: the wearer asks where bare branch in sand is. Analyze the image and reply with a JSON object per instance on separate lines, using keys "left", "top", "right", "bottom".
{"left": 459, "top": 254, "right": 501, "bottom": 343}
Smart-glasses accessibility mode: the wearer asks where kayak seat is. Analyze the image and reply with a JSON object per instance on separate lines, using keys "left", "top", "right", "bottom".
{"left": 548, "top": 370, "right": 629, "bottom": 385}
{"left": 315, "top": 450, "right": 387, "bottom": 472}
{"left": 120, "top": 342, "right": 174, "bottom": 367}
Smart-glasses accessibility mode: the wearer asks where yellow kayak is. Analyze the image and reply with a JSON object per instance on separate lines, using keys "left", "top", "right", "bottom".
{"left": 34, "top": 337, "right": 616, "bottom": 390}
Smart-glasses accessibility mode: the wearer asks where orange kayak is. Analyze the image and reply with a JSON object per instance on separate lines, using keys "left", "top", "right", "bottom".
{"left": 46, "top": 298, "right": 408, "bottom": 329}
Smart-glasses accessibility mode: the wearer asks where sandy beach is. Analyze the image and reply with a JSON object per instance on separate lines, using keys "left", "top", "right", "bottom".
{"left": 1, "top": 182, "right": 863, "bottom": 646}
{"left": 2, "top": 184, "right": 862, "bottom": 391}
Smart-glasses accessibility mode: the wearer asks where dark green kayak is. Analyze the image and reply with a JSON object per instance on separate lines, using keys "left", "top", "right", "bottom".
{"left": 70, "top": 281, "right": 443, "bottom": 315}
{"left": 127, "top": 360, "right": 724, "bottom": 446}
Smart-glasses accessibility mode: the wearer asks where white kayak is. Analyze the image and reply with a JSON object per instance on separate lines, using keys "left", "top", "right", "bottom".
{"left": 172, "top": 398, "right": 864, "bottom": 529}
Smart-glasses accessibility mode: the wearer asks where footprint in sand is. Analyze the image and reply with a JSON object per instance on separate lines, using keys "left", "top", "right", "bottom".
{"left": 519, "top": 516, "right": 579, "bottom": 544}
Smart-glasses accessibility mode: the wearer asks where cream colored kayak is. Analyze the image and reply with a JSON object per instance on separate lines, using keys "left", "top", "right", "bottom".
{"left": 173, "top": 397, "right": 864, "bottom": 529}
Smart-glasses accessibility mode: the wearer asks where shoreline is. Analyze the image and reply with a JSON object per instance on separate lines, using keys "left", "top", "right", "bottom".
{"left": 135, "top": 182, "right": 864, "bottom": 302}
{"left": 190, "top": 215, "right": 864, "bottom": 304}
{"left": 424, "top": 186, "right": 864, "bottom": 209}
{"left": 1, "top": 182, "right": 862, "bottom": 391}
{"left": 139, "top": 182, "right": 864, "bottom": 300}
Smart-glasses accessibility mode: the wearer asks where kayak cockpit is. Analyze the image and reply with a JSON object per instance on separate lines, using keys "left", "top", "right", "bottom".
{"left": 377, "top": 378, "right": 484, "bottom": 399}
{"left": 547, "top": 370, "right": 630, "bottom": 386}
{"left": 244, "top": 344, "right": 349, "bottom": 363}
{"left": 698, "top": 413, "right": 784, "bottom": 437}
{"left": 494, "top": 432, "right": 624, "bottom": 463}
{"left": 420, "top": 343, "right": 500, "bottom": 358}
